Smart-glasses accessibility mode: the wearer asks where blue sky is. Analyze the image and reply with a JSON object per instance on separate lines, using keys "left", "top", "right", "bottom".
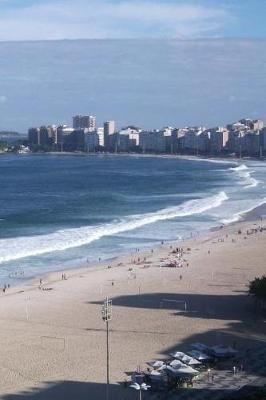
{"left": 0, "top": 0, "right": 265, "bottom": 40}
{"left": 0, "top": 39, "right": 266, "bottom": 131}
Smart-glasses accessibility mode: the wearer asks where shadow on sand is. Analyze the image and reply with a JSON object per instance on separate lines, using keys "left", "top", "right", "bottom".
{"left": 89, "top": 292, "right": 258, "bottom": 322}
{"left": 0, "top": 380, "right": 135, "bottom": 400}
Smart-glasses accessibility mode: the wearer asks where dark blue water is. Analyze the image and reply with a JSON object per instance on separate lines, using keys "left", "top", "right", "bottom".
{"left": 0, "top": 154, "right": 265, "bottom": 284}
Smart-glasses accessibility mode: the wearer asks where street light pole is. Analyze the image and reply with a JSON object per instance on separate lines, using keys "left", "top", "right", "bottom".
{"left": 102, "top": 298, "right": 112, "bottom": 400}
{"left": 106, "top": 318, "right": 110, "bottom": 390}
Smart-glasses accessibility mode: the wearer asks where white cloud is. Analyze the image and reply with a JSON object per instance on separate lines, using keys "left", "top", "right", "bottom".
{"left": 0, "top": 0, "right": 230, "bottom": 40}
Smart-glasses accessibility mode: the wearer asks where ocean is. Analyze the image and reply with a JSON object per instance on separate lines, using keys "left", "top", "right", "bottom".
{"left": 0, "top": 154, "right": 265, "bottom": 285}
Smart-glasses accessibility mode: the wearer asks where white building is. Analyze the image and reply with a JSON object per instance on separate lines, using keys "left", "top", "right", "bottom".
{"left": 97, "top": 127, "right": 104, "bottom": 147}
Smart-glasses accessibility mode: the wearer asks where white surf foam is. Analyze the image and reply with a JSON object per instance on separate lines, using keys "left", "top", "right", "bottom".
{"left": 221, "top": 198, "right": 266, "bottom": 224}
{"left": 230, "top": 164, "right": 259, "bottom": 189}
{"left": 0, "top": 191, "right": 228, "bottom": 264}
{"left": 179, "top": 156, "right": 237, "bottom": 165}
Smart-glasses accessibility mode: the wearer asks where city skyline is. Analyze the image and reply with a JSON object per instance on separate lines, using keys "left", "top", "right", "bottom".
{"left": 25, "top": 116, "right": 266, "bottom": 158}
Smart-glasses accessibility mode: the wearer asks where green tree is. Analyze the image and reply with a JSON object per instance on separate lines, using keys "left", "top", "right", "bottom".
{"left": 249, "top": 275, "right": 266, "bottom": 311}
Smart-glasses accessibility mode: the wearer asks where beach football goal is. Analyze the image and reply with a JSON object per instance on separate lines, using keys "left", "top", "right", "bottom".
{"left": 160, "top": 298, "right": 187, "bottom": 311}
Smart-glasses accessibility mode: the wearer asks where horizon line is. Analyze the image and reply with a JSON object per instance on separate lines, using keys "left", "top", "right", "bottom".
{"left": 0, "top": 37, "right": 266, "bottom": 44}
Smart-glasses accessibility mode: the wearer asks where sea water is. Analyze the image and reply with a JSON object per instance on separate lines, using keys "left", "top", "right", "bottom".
{"left": 0, "top": 154, "right": 265, "bottom": 285}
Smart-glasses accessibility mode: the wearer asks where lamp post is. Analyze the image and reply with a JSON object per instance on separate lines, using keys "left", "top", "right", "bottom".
{"left": 130, "top": 382, "right": 150, "bottom": 400}
{"left": 102, "top": 297, "right": 112, "bottom": 400}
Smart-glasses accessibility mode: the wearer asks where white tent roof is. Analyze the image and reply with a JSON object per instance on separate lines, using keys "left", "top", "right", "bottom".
{"left": 171, "top": 351, "right": 201, "bottom": 366}
{"left": 148, "top": 360, "right": 166, "bottom": 369}
{"left": 170, "top": 351, "right": 186, "bottom": 359}
{"left": 188, "top": 350, "right": 211, "bottom": 361}
{"left": 169, "top": 359, "right": 186, "bottom": 369}
{"left": 181, "top": 355, "right": 201, "bottom": 366}
{"left": 166, "top": 365, "right": 199, "bottom": 377}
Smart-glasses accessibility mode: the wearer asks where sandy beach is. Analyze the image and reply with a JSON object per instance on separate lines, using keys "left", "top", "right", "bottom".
{"left": 0, "top": 213, "right": 266, "bottom": 399}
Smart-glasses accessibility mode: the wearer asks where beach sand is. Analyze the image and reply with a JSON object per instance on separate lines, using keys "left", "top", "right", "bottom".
{"left": 0, "top": 215, "right": 265, "bottom": 399}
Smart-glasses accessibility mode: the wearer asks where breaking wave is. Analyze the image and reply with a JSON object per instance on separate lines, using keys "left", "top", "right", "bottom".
{"left": 0, "top": 191, "right": 228, "bottom": 264}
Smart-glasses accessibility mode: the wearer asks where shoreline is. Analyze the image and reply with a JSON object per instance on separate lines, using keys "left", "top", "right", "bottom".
{"left": 4, "top": 198, "right": 266, "bottom": 297}
{"left": 2, "top": 150, "right": 264, "bottom": 165}
{"left": 2, "top": 149, "right": 265, "bottom": 162}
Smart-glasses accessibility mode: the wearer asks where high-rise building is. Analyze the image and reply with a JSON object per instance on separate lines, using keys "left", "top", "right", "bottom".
{"left": 73, "top": 115, "right": 82, "bottom": 129}
{"left": 55, "top": 125, "right": 74, "bottom": 149}
{"left": 104, "top": 121, "right": 115, "bottom": 148}
{"left": 39, "top": 126, "right": 51, "bottom": 146}
{"left": 73, "top": 115, "right": 96, "bottom": 131}
{"left": 85, "top": 132, "right": 99, "bottom": 152}
{"left": 28, "top": 127, "right": 40, "bottom": 145}
{"left": 209, "top": 129, "right": 229, "bottom": 153}
{"left": 97, "top": 127, "right": 104, "bottom": 147}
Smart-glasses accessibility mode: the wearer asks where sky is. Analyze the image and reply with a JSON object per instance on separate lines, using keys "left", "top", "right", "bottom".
{"left": 0, "top": 39, "right": 266, "bottom": 132}
{"left": 0, "top": 0, "right": 265, "bottom": 40}
{"left": 0, "top": 2, "right": 265, "bottom": 132}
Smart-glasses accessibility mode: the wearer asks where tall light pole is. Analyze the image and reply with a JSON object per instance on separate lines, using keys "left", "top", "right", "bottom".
{"left": 102, "top": 297, "right": 112, "bottom": 400}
